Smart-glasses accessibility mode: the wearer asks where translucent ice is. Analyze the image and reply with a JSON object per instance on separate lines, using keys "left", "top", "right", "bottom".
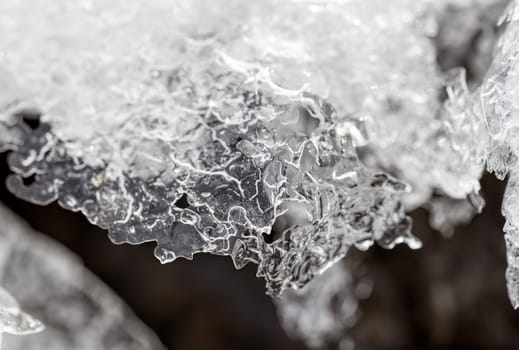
{"left": 0, "top": 0, "right": 427, "bottom": 295}
{"left": 0, "top": 0, "right": 493, "bottom": 204}
{"left": 276, "top": 263, "right": 364, "bottom": 348}
{"left": 0, "top": 286, "right": 43, "bottom": 349}
{"left": 481, "top": 0, "right": 519, "bottom": 179}
{"left": 0, "top": 204, "right": 166, "bottom": 349}
{"left": 0, "top": 0, "right": 511, "bottom": 299}
{"left": 480, "top": 0, "right": 519, "bottom": 308}
{"left": 428, "top": 196, "right": 482, "bottom": 238}
{"left": 2, "top": 0, "right": 519, "bottom": 346}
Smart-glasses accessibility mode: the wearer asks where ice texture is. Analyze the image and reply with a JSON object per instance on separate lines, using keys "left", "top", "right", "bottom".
{"left": 0, "top": 0, "right": 515, "bottom": 302}
{"left": 1, "top": 89, "right": 417, "bottom": 296}
{"left": 0, "top": 0, "right": 429, "bottom": 295}
{"left": 276, "top": 263, "right": 365, "bottom": 348}
{"left": 0, "top": 0, "right": 494, "bottom": 206}
{"left": 0, "top": 204, "right": 166, "bottom": 349}
{"left": 482, "top": 0, "right": 519, "bottom": 179}
{"left": 480, "top": 0, "right": 519, "bottom": 308}
{"left": 2, "top": 0, "right": 519, "bottom": 345}
{"left": 0, "top": 286, "right": 43, "bottom": 348}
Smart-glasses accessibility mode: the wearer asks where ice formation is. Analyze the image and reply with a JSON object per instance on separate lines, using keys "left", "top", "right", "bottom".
{"left": 2, "top": 0, "right": 519, "bottom": 345}
{"left": 428, "top": 196, "right": 480, "bottom": 237}
{"left": 480, "top": 0, "right": 519, "bottom": 308}
{"left": 0, "top": 204, "right": 166, "bottom": 349}
{"left": 0, "top": 287, "right": 43, "bottom": 348}
{"left": 276, "top": 262, "right": 367, "bottom": 348}
{"left": 0, "top": 0, "right": 432, "bottom": 296}
{"left": 0, "top": 0, "right": 495, "bottom": 208}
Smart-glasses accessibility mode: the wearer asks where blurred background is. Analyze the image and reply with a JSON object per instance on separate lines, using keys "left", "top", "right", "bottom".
{"left": 1, "top": 146, "right": 518, "bottom": 350}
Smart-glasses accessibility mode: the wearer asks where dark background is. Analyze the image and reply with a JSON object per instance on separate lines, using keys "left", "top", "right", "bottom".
{"left": 1, "top": 149, "right": 518, "bottom": 350}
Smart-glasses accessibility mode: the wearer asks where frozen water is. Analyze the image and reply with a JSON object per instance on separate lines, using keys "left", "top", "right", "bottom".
{"left": 0, "top": 286, "right": 43, "bottom": 349}
{"left": 0, "top": 0, "right": 495, "bottom": 205}
{"left": 0, "top": 0, "right": 516, "bottom": 312}
{"left": 0, "top": 0, "right": 429, "bottom": 295}
{"left": 2, "top": 0, "right": 519, "bottom": 347}
{"left": 276, "top": 263, "right": 365, "bottom": 348}
{"left": 478, "top": 0, "right": 519, "bottom": 308}
{"left": 0, "top": 89, "right": 417, "bottom": 295}
{"left": 0, "top": 204, "right": 166, "bottom": 349}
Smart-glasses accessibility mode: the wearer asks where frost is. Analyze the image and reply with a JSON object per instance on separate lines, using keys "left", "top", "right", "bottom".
{"left": 0, "top": 204, "right": 166, "bottom": 349}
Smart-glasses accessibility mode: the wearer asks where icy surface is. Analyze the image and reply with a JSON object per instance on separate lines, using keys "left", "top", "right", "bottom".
{"left": 434, "top": 0, "right": 509, "bottom": 85}
{"left": 0, "top": 0, "right": 493, "bottom": 205}
{"left": 0, "top": 204, "right": 166, "bottom": 349}
{"left": 276, "top": 263, "right": 367, "bottom": 348}
{"left": 1, "top": 91, "right": 417, "bottom": 295}
{"left": 0, "top": 0, "right": 432, "bottom": 295}
{"left": 0, "top": 0, "right": 514, "bottom": 301}
{"left": 2, "top": 0, "right": 519, "bottom": 346}
{"left": 480, "top": 0, "right": 519, "bottom": 308}
{"left": 0, "top": 286, "right": 43, "bottom": 348}
{"left": 482, "top": 0, "right": 519, "bottom": 179}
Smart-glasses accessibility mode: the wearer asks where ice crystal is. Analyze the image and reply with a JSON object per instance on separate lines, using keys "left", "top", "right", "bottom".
{"left": 1, "top": 90, "right": 417, "bottom": 295}
{"left": 0, "top": 0, "right": 518, "bottom": 311}
{"left": 482, "top": 0, "right": 519, "bottom": 179}
{"left": 0, "top": 0, "right": 494, "bottom": 206}
{"left": 0, "top": 0, "right": 428, "bottom": 295}
{"left": 4, "top": 0, "right": 519, "bottom": 346}
{"left": 0, "top": 204, "right": 166, "bottom": 349}
{"left": 480, "top": 0, "right": 519, "bottom": 308}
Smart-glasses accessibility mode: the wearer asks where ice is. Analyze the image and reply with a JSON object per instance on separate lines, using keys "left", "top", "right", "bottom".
{"left": 479, "top": 0, "right": 519, "bottom": 308}
{"left": 0, "top": 0, "right": 515, "bottom": 307}
{"left": 481, "top": 0, "right": 519, "bottom": 179}
{"left": 434, "top": 0, "right": 509, "bottom": 85}
{"left": 0, "top": 0, "right": 430, "bottom": 295}
{"left": 0, "top": 0, "right": 494, "bottom": 205}
{"left": 1, "top": 89, "right": 417, "bottom": 295}
{"left": 0, "top": 286, "right": 43, "bottom": 349}
{"left": 275, "top": 263, "right": 364, "bottom": 348}
{"left": 0, "top": 204, "right": 166, "bottom": 349}
{"left": 428, "top": 195, "right": 483, "bottom": 237}
{"left": 2, "top": 0, "right": 519, "bottom": 347}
